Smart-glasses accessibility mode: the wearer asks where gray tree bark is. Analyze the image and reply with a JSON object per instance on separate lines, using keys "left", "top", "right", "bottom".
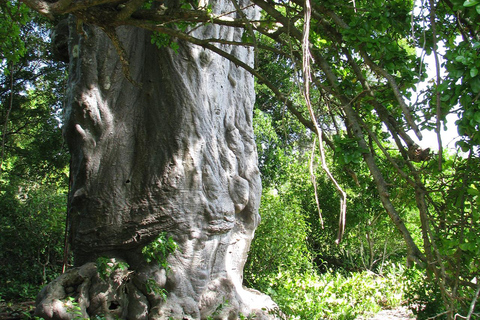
{"left": 35, "top": 2, "right": 277, "bottom": 319}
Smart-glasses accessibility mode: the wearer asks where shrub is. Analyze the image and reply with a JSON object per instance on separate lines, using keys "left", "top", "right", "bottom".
{"left": 244, "top": 187, "right": 313, "bottom": 288}
{"left": 262, "top": 264, "right": 406, "bottom": 320}
{"left": 0, "top": 186, "right": 66, "bottom": 300}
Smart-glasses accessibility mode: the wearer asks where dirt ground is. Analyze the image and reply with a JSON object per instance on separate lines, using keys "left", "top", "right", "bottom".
{"left": 367, "top": 306, "right": 415, "bottom": 320}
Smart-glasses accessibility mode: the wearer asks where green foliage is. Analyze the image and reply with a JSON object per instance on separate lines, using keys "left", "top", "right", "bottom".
{"left": 0, "top": 0, "right": 29, "bottom": 72}
{"left": 145, "top": 278, "right": 168, "bottom": 300}
{"left": 402, "top": 267, "right": 445, "bottom": 320}
{"left": 402, "top": 264, "right": 479, "bottom": 319}
{"left": 142, "top": 232, "right": 178, "bottom": 269}
{"left": 151, "top": 32, "right": 180, "bottom": 53}
{"left": 262, "top": 264, "right": 406, "bottom": 320}
{"left": 244, "top": 187, "right": 313, "bottom": 287}
{"left": 420, "top": 0, "right": 480, "bottom": 151}
{"left": 338, "top": 0, "right": 419, "bottom": 87}
{"left": 440, "top": 39, "right": 480, "bottom": 148}
{"left": 414, "top": 153, "right": 480, "bottom": 317}
{"left": 248, "top": 110, "right": 413, "bottom": 318}
{"left": 332, "top": 134, "right": 367, "bottom": 166}
{"left": 0, "top": 13, "right": 68, "bottom": 301}
{"left": 65, "top": 297, "right": 85, "bottom": 320}
{"left": 64, "top": 297, "right": 112, "bottom": 320}
{"left": 205, "top": 299, "right": 229, "bottom": 320}
{"left": 250, "top": 0, "right": 480, "bottom": 314}
{"left": 238, "top": 312, "right": 256, "bottom": 320}
{"left": 251, "top": 109, "right": 409, "bottom": 273}
{"left": 0, "top": 186, "right": 67, "bottom": 300}
{"left": 95, "top": 257, "right": 130, "bottom": 281}
{"left": 252, "top": 110, "right": 478, "bottom": 318}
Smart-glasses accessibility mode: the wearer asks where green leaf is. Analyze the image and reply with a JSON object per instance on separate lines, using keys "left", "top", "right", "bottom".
{"left": 474, "top": 112, "right": 480, "bottom": 123}
{"left": 170, "top": 41, "right": 179, "bottom": 53}
{"left": 467, "top": 184, "right": 480, "bottom": 196}
{"left": 470, "top": 67, "right": 479, "bottom": 78}
{"left": 476, "top": 4, "right": 480, "bottom": 13}
{"left": 463, "top": 0, "right": 479, "bottom": 7}
{"left": 460, "top": 242, "right": 475, "bottom": 252}
{"left": 472, "top": 78, "right": 480, "bottom": 93}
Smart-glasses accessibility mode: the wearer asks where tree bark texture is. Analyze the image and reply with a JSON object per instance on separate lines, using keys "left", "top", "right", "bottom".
{"left": 35, "top": 2, "right": 277, "bottom": 319}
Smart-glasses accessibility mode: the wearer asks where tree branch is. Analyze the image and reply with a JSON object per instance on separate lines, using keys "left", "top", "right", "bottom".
{"left": 116, "top": 0, "right": 147, "bottom": 20}
{"left": 429, "top": 0, "right": 444, "bottom": 171}
{"left": 359, "top": 51, "right": 423, "bottom": 141}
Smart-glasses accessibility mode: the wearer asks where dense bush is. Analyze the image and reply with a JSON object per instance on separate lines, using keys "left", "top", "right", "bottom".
{"left": 0, "top": 186, "right": 66, "bottom": 300}
{"left": 244, "top": 188, "right": 314, "bottom": 288}
{"left": 262, "top": 265, "right": 406, "bottom": 320}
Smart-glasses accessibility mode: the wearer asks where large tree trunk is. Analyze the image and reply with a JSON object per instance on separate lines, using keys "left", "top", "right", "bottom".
{"left": 35, "top": 3, "right": 276, "bottom": 319}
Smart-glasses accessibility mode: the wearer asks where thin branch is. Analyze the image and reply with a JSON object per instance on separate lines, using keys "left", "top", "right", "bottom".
{"left": 356, "top": 115, "right": 416, "bottom": 187}
{"left": 429, "top": 0, "right": 443, "bottom": 171}
{"left": 229, "top": 0, "right": 258, "bottom": 66}
{"left": 466, "top": 282, "right": 480, "bottom": 320}
{"left": 360, "top": 51, "right": 423, "bottom": 140}
{"left": 252, "top": 0, "right": 304, "bottom": 40}
{"left": 309, "top": 137, "right": 324, "bottom": 228}
{"left": 58, "top": 0, "right": 121, "bottom": 14}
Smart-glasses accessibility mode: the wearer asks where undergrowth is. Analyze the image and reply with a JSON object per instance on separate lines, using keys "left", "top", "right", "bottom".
{"left": 1, "top": 263, "right": 425, "bottom": 320}
{"left": 258, "top": 263, "right": 408, "bottom": 320}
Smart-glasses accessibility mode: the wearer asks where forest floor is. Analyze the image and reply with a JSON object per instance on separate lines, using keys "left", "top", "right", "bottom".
{"left": 367, "top": 306, "right": 415, "bottom": 320}
{"left": 0, "top": 300, "right": 416, "bottom": 319}
{"left": 0, "top": 300, "right": 35, "bottom": 319}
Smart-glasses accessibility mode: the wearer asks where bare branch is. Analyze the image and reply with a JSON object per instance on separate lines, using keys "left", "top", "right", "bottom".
{"left": 302, "top": 0, "right": 346, "bottom": 243}
{"left": 20, "top": 0, "right": 57, "bottom": 19}
{"left": 309, "top": 137, "right": 324, "bottom": 228}
{"left": 466, "top": 282, "right": 480, "bottom": 320}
